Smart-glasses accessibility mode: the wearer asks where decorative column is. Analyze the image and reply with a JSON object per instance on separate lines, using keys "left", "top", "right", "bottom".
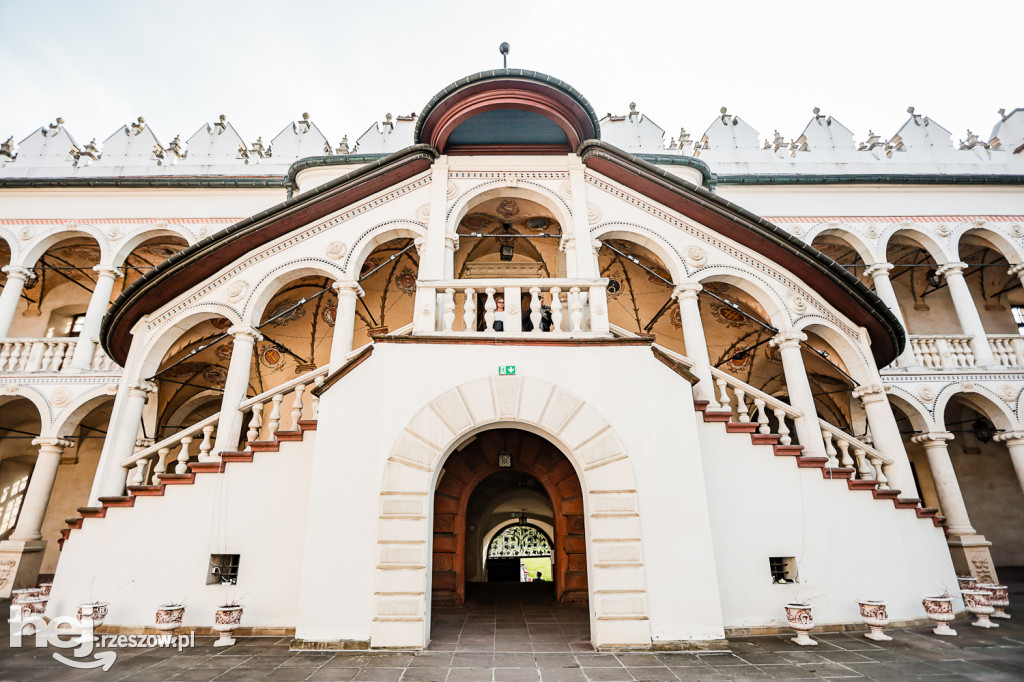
{"left": 0, "top": 266, "right": 35, "bottom": 338}
{"left": 10, "top": 438, "right": 73, "bottom": 541}
{"left": 768, "top": 331, "right": 827, "bottom": 457}
{"left": 94, "top": 381, "right": 156, "bottom": 499}
{"left": 865, "top": 263, "right": 917, "bottom": 367}
{"left": 994, "top": 431, "right": 1024, "bottom": 498}
{"left": 673, "top": 283, "right": 716, "bottom": 405}
{"left": 330, "top": 281, "right": 364, "bottom": 371}
{"left": 911, "top": 432, "right": 996, "bottom": 580}
{"left": 852, "top": 384, "right": 916, "bottom": 494}
{"left": 559, "top": 236, "right": 578, "bottom": 278}
{"left": 210, "top": 327, "right": 262, "bottom": 457}
{"left": 937, "top": 262, "right": 996, "bottom": 367}
{"left": 68, "top": 266, "right": 122, "bottom": 371}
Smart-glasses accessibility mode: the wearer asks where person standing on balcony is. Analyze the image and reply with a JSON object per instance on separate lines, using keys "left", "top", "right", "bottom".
{"left": 494, "top": 295, "right": 506, "bottom": 332}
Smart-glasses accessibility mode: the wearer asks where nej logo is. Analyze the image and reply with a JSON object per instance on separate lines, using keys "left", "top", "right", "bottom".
{"left": 9, "top": 605, "right": 194, "bottom": 670}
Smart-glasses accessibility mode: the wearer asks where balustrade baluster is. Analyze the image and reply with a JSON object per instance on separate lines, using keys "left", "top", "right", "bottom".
{"left": 484, "top": 288, "right": 497, "bottom": 331}
{"left": 25, "top": 342, "right": 43, "bottom": 372}
{"left": 291, "top": 384, "right": 305, "bottom": 430}
{"left": 199, "top": 424, "right": 215, "bottom": 459}
{"left": 716, "top": 379, "right": 732, "bottom": 412}
{"left": 754, "top": 399, "right": 770, "bottom": 434}
{"left": 853, "top": 447, "right": 872, "bottom": 479}
{"left": 822, "top": 429, "right": 838, "bottom": 467}
{"left": 868, "top": 455, "right": 888, "bottom": 489}
{"left": 836, "top": 437, "right": 854, "bottom": 468}
{"left": 463, "top": 288, "right": 476, "bottom": 332}
{"left": 268, "top": 394, "right": 284, "bottom": 441}
{"left": 311, "top": 377, "right": 324, "bottom": 419}
{"left": 550, "top": 287, "right": 563, "bottom": 331}
{"left": 61, "top": 342, "right": 76, "bottom": 371}
{"left": 8, "top": 343, "right": 21, "bottom": 371}
{"left": 175, "top": 436, "right": 193, "bottom": 474}
{"left": 40, "top": 342, "right": 55, "bottom": 372}
{"left": 529, "top": 287, "right": 542, "bottom": 333}
{"left": 245, "top": 403, "right": 264, "bottom": 449}
{"left": 774, "top": 408, "right": 792, "bottom": 445}
{"left": 569, "top": 287, "right": 583, "bottom": 332}
{"left": 443, "top": 288, "right": 456, "bottom": 332}
{"left": 0, "top": 343, "right": 10, "bottom": 371}
{"left": 154, "top": 447, "right": 170, "bottom": 481}
{"left": 734, "top": 388, "right": 750, "bottom": 422}
{"left": 130, "top": 460, "right": 147, "bottom": 486}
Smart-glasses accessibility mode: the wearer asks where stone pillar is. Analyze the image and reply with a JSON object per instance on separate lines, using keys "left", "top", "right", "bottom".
{"left": 68, "top": 266, "right": 122, "bottom": 371}
{"left": 673, "top": 283, "right": 716, "bottom": 405}
{"left": 94, "top": 381, "right": 156, "bottom": 499}
{"left": 330, "top": 281, "right": 364, "bottom": 371}
{"left": 865, "top": 263, "right": 917, "bottom": 368}
{"left": 994, "top": 431, "right": 1024, "bottom": 498}
{"left": 768, "top": 331, "right": 827, "bottom": 457}
{"left": 210, "top": 327, "right": 262, "bottom": 457}
{"left": 10, "top": 438, "right": 73, "bottom": 541}
{"left": 937, "top": 262, "right": 996, "bottom": 367}
{"left": 560, "top": 236, "right": 578, "bottom": 278}
{"left": 911, "top": 431, "right": 996, "bottom": 581}
{"left": 852, "top": 384, "right": 917, "bottom": 494}
{"left": 0, "top": 266, "right": 34, "bottom": 338}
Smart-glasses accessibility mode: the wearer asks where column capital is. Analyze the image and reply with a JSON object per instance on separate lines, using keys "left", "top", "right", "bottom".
{"left": 558, "top": 235, "right": 576, "bottom": 253}
{"left": 93, "top": 265, "right": 123, "bottom": 280}
{"left": 1, "top": 265, "right": 35, "bottom": 281}
{"left": 443, "top": 232, "right": 459, "bottom": 251}
{"left": 769, "top": 330, "right": 807, "bottom": 349}
{"left": 31, "top": 437, "right": 73, "bottom": 451}
{"left": 332, "top": 280, "right": 365, "bottom": 298}
{"left": 592, "top": 239, "right": 604, "bottom": 255}
{"left": 911, "top": 431, "right": 954, "bottom": 445}
{"left": 672, "top": 282, "right": 702, "bottom": 300}
{"left": 993, "top": 431, "right": 1024, "bottom": 444}
{"left": 852, "top": 383, "right": 887, "bottom": 402}
{"left": 127, "top": 380, "right": 157, "bottom": 398}
{"left": 936, "top": 262, "right": 968, "bottom": 278}
{"left": 864, "top": 263, "right": 894, "bottom": 278}
{"left": 227, "top": 325, "right": 263, "bottom": 343}
{"left": 1008, "top": 263, "right": 1024, "bottom": 277}
{"left": 414, "top": 237, "right": 426, "bottom": 255}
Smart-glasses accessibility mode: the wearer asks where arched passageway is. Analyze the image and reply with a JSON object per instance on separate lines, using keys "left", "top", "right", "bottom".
{"left": 433, "top": 429, "right": 587, "bottom": 607}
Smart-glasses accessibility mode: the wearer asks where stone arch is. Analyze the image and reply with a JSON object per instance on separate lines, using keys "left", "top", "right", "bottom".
{"left": 885, "top": 388, "right": 938, "bottom": 434}
{"left": 591, "top": 223, "right": 686, "bottom": 285}
{"left": 50, "top": 389, "right": 118, "bottom": 440}
{"left": 109, "top": 226, "right": 197, "bottom": 268}
{"left": 447, "top": 183, "right": 573, "bottom": 235}
{"left": 955, "top": 226, "right": 1024, "bottom": 265}
{"left": 881, "top": 226, "right": 952, "bottom": 265}
{"left": 342, "top": 220, "right": 426, "bottom": 277}
{"left": 163, "top": 389, "right": 222, "bottom": 428}
{"left": 0, "top": 226, "right": 19, "bottom": 264}
{"left": 692, "top": 265, "right": 789, "bottom": 328}
{"left": 372, "top": 374, "right": 650, "bottom": 650}
{"left": 934, "top": 386, "right": 1020, "bottom": 431}
{"left": 19, "top": 224, "right": 109, "bottom": 269}
{"left": 795, "top": 319, "right": 874, "bottom": 385}
{"left": 0, "top": 391, "right": 51, "bottom": 434}
{"left": 244, "top": 259, "right": 346, "bottom": 328}
{"left": 807, "top": 225, "right": 880, "bottom": 264}
{"left": 138, "top": 307, "right": 244, "bottom": 379}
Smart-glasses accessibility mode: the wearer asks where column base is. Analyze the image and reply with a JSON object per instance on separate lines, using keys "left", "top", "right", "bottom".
{"left": 947, "top": 535, "right": 998, "bottom": 584}
{"left": 0, "top": 539, "right": 47, "bottom": 598}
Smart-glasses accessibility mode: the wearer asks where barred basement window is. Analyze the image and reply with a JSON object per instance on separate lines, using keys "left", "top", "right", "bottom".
{"left": 208, "top": 554, "right": 240, "bottom": 585}
{"left": 1013, "top": 306, "right": 1024, "bottom": 335}
{"left": 769, "top": 557, "right": 798, "bottom": 584}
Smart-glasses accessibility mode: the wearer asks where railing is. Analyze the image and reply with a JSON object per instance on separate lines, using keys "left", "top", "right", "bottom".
{"left": 0, "top": 337, "right": 119, "bottom": 373}
{"left": 908, "top": 335, "right": 975, "bottom": 369}
{"left": 120, "top": 365, "right": 329, "bottom": 488}
{"left": 652, "top": 343, "right": 895, "bottom": 489}
{"left": 988, "top": 335, "right": 1024, "bottom": 368}
{"left": 414, "top": 278, "right": 608, "bottom": 336}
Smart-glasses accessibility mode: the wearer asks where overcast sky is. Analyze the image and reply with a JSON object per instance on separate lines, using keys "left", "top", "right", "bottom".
{"left": 1, "top": 0, "right": 1020, "bottom": 150}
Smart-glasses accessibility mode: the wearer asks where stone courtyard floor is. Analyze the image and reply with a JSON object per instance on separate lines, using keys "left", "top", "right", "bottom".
{"left": 3, "top": 578, "right": 1024, "bottom": 681}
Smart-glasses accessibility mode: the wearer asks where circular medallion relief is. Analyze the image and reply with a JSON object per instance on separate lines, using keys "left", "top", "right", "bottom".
{"left": 918, "top": 386, "right": 936, "bottom": 402}
{"left": 586, "top": 203, "right": 602, "bottom": 226}
{"left": 683, "top": 245, "right": 707, "bottom": 268}
{"left": 51, "top": 387, "right": 71, "bottom": 407}
{"left": 415, "top": 204, "right": 431, "bottom": 223}
{"left": 325, "top": 241, "right": 347, "bottom": 260}
{"left": 225, "top": 280, "right": 248, "bottom": 303}
{"left": 786, "top": 291, "right": 808, "bottom": 315}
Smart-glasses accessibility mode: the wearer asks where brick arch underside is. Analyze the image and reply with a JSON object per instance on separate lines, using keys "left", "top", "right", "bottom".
{"left": 433, "top": 429, "right": 587, "bottom": 606}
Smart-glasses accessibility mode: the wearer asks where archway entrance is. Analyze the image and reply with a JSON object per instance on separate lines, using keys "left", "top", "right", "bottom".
{"left": 432, "top": 428, "right": 587, "bottom": 606}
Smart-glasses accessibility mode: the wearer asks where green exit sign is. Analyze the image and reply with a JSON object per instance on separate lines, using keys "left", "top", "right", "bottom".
{"left": 499, "top": 366, "right": 516, "bottom": 376}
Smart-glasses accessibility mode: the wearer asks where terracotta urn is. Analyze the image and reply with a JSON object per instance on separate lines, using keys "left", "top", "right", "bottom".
{"left": 76, "top": 602, "right": 109, "bottom": 629}
{"left": 783, "top": 603, "right": 817, "bottom": 646}
{"left": 922, "top": 595, "right": 956, "bottom": 636}
{"left": 956, "top": 576, "right": 977, "bottom": 592}
{"left": 213, "top": 605, "right": 244, "bottom": 647}
{"left": 37, "top": 582, "right": 53, "bottom": 597}
{"left": 977, "top": 583, "right": 1011, "bottom": 619}
{"left": 155, "top": 604, "right": 186, "bottom": 632}
{"left": 961, "top": 589, "right": 999, "bottom": 628}
{"left": 857, "top": 600, "right": 892, "bottom": 641}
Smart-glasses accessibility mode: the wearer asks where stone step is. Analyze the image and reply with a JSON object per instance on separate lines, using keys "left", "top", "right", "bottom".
{"left": 820, "top": 467, "right": 855, "bottom": 480}
{"left": 274, "top": 431, "right": 303, "bottom": 441}
{"left": 795, "top": 456, "right": 829, "bottom": 469}
{"left": 297, "top": 420, "right": 318, "bottom": 431}
{"left": 915, "top": 507, "right": 939, "bottom": 518}
{"left": 847, "top": 479, "right": 879, "bottom": 491}
{"left": 773, "top": 444, "right": 804, "bottom": 457}
{"left": 725, "top": 422, "right": 758, "bottom": 434}
{"left": 222, "top": 452, "right": 255, "bottom": 463}
{"left": 188, "top": 461, "right": 225, "bottom": 474}
{"left": 77, "top": 507, "right": 106, "bottom": 519}
{"left": 65, "top": 518, "right": 83, "bottom": 529}
{"left": 248, "top": 441, "right": 282, "bottom": 452}
{"left": 750, "top": 433, "right": 781, "bottom": 445}
{"left": 871, "top": 489, "right": 902, "bottom": 500}
{"left": 895, "top": 497, "right": 923, "bottom": 509}
{"left": 157, "top": 473, "right": 196, "bottom": 485}
{"left": 128, "top": 485, "right": 165, "bottom": 497}
{"left": 693, "top": 400, "right": 710, "bottom": 412}
{"left": 98, "top": 496, "right": 135, "bottom": 508}
{"left": 702, "top": 410, "right": 734, "bottom": 423}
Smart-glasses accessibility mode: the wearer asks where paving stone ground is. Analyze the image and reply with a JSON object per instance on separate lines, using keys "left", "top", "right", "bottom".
{"left": 3, "top": 576, "right": 1024, "bottom": 681}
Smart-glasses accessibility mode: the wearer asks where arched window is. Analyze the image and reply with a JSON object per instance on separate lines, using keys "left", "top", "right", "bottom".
{"left": 487, "top": 524, "right": 552, "bottom": 558}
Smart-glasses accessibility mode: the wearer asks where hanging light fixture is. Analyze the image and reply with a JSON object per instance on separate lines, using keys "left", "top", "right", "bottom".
{"left": 972, "top": 418, "right": 995, "bottom": 444}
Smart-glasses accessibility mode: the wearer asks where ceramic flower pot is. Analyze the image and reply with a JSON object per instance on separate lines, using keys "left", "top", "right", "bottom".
{"left": 213, "top": 605, "right": 244, "bottom": 647}
{"left": 977, "top": 583, "right": 1011, "bottom": 619}
{"left": 857, "top": 600, "right": 892, "bottom": 641}
{"left": 76, "top": 602, "right": 109, "bottom": 629}
{"left": 961, "top": 590, "right": 998, "bottom": 628}
{"left": 956, "top": 576, "right": 977, "bottom": 592}
{"left": 922, "top": 596, "right": 956, "bottom": 636}
{"left": 784, "top": 603, "right": 817, "bottom": 646}
{"left": 155, "top": 605, "right": 186, "bottom": 632}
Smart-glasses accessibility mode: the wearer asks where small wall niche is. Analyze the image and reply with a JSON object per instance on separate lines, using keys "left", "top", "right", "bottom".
{"left": 208, "top": 554, "right": 240, "bottom": 585}
{"left": 769, "top": 556, "right": 798, "bottom": 584}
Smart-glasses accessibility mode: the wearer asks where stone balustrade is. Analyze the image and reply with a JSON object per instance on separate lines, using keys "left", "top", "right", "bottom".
{"left": 900, "top": 334, "right": 1024, "bottom": 370}
{"left": 415, "top": 278, "right": 609, "bottom": 337}
{"left": 0, "top": 337, "right": 119, "bottom": 373}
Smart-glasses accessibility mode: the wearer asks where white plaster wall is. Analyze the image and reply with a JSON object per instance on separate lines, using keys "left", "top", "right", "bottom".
{"left": 296, "top": 342, "right": 727, "bottom": 645}
{"left": 699, "top": 421, "right": 961, "bottom": 629}
{"left": 46, "top": 437, "right": 314, "bottom": 627}
{"left": 0, "top": 187, "right": 285, "bottom": 220}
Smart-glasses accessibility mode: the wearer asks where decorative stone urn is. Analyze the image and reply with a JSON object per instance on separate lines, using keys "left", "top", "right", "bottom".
{"left": 977, "top": 583, "right": 1011, "bottom": 619}
{"left": 213, "top": 605, "right": 244, "bottom": 647}
{"left": 922, "top": 595, "right": 957, "bottom": 636}
{"left": 155, "top": 604, "right": 186, "bottom": 632}
{"left": 961, "top": 590, "right": 999, "bottom": 628}
{"left": 16, "top": 597, "right": 48, "bottom": 635}
{"left": 956, "top": 576, "right": 977, "bottom": 592}
{"left": 11, "top": 588, "right": 41, "bottom": 604}
{"left": 783, "top": 603, "right": 817, "bottom": 646}
{"left": 76, "top": 602, "right": 109, "bottom": 629}
{"left": 37, "top": 583, "right": 53, "bottom": 597}
{"left": 857, "top": 600, "right": 892, "bottom": 641}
